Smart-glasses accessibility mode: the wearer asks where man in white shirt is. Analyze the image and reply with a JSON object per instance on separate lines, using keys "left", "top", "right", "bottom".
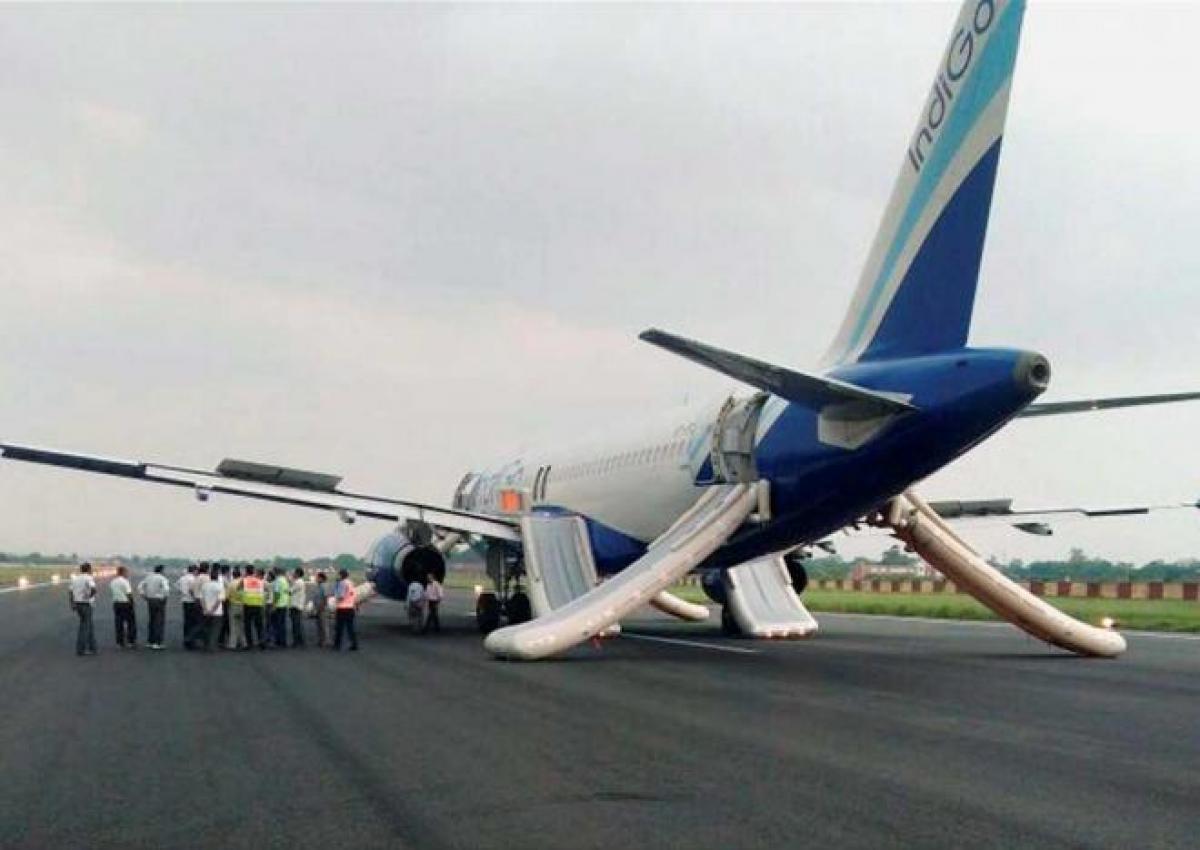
{"left": 200, "top": 565, "right": 225, "bottom": 652}
{"left": 189, "top": 564, "right": 212, "bottom": 649}
{"left": 422, "top": 575, "right": 444, "bottom": 635}
{"left": 68, "top": 563, "right": 97, "bottom": 656}
{"left": 138, "top": 565, "right": 170, "bottom": 650}
{"left": 177, "top": 565, "right": 198, "bottom": 650}
{"left": 288, "top": 568, "right": 307, "bottom": 649}
{"left": 110, "top": 566, "right": 137, "bottom": 649}
{"left": 406, "top": 580, "right": 425, "bottom": 633}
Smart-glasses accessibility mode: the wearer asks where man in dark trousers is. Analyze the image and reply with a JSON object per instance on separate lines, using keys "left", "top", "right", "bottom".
{"left": 177, "top": 564, "right": 199, "bottom": 649}
{"left": 240, "top": 568, "right": 268, "bottom": 650}
{"left": 289, "top": 567, "right": 307, "bottom": 648}
{"left": 137, "top": 565, "right": 170, "bottom": 650}
{"left": 422, "top": 574, "right": 444, "bottom": 634}
{"left": 109, "top": 565, "right": 137, "bottom": 648}
{"left": 312, "top": 572, "right": 330, "bottom": 648}
{"left": 68, "top": 562, "right": 97, "bottom": 656}
{"left": 218, "top": 563, "right": 232, "bottom": 647}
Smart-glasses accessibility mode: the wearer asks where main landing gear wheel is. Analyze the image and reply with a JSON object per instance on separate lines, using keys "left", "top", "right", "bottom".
{"left": 784, "top": 557, "right": 809, "bottom": 595}
{"left": 505, "top": 591, "right": 532, "bottom": 625}
{"left": 721, "top": 604, "right": 743, "bottom": 637}
{"left": 476, "top": 592, "right": 501, "bottom": 634}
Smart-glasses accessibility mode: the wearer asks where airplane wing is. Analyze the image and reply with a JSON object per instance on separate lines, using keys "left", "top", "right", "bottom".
{"left": 1018, "top": 391, "right": 1200, "bottom": 418}
{"left": 926, "top": 497, "right": 1198, "bottom": 536}
{"left": 0, "top": 442, "right": 521, "bottom": 542}
{"left": 817, "top": 496, "right": 1197, "bottom": 548}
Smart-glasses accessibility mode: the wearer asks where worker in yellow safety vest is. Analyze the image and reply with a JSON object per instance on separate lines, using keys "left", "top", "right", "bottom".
{"left": 241, "top": 568, "right": 267, "bottom": 650}
{"left": 332, "top": 569, "right": 359, "bottom": 651}
{"left": 271, "top": 569, "right": 291, "bottom": 648}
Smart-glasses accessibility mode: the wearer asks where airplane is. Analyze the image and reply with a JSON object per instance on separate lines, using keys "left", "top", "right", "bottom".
{"left": 3, "top": 0, "right": 1198, "bottom": 660}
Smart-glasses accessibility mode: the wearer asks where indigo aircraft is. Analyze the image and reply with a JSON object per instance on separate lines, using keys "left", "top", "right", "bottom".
{"left": 4, "top": 0, "right": 1197, "bottom": 659}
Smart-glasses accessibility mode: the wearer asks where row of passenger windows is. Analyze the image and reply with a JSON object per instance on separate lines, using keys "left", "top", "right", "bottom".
{"left": 556, "top": 438, "right": 689, "bottom": 482}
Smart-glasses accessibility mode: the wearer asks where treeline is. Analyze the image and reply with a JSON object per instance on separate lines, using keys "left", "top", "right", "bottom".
{"left": 804, "top": 547, "right": 1200, "bottom": 582}
{"left": 0, "top": 552, "right": 76, "bottom": 565}
{"left": 122, "top": 554, "right": 366, "bottom": 572}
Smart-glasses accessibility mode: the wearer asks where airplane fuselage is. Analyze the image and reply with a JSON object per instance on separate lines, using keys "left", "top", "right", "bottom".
{"left": 456, "top": 347, "right": 1049, "bottom": 576}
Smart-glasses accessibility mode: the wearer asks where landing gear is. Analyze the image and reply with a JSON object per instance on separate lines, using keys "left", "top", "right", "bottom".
{"left": 505, "top": 591, "right": 532, "bottom": 625}
{"left": 783, "top": 551, "right": 810, "bottom": 595}
{"left": 476, "top": 592, "right": 502, "bottom": 634}
{"left": 476, "top": 540, "right": 532, "bottom": 633}
{"left": 721, "top": 604, "right": 743, "bottom": 637}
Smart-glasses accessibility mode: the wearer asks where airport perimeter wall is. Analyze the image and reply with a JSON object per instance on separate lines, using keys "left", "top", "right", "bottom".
{"left": 812, "top": 578, "right": 1200, "bottom": 601}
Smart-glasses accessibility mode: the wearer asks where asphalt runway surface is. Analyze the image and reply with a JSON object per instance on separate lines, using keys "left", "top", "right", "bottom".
{"left": 0, "top": 581, "right": 1196, "bottom": 850}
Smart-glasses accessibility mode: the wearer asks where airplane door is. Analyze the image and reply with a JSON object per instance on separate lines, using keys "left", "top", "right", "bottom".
{"left": 711, "top": 393, "right": 768, "bottom": 484}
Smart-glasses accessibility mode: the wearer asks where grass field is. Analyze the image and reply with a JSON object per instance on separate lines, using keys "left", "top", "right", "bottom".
{"left": 795, "top": 589, "right": 1200, "bottom": 633}
{"left": 444, "top": 571, "right": 1200, "bottom": 633}
{"left": 0, "top": 565, "right": 73, "bottom": 589}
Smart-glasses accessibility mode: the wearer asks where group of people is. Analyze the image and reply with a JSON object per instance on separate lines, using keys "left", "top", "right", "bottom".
{"left": 68, "top": 561, "right": 363, "bottom": 656}
{"left": 405, "top": 573, "right": 445, "bottom": 634}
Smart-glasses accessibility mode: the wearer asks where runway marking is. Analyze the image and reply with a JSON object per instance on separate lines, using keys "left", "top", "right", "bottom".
{"left": 0, "top": 580, "right": 59, "bottom": 595}
{"left": 622, "top": 633, "right": 760, "bottom": 655}
{"left": 820, "top": 612, "right": 1200, "bottom": 642}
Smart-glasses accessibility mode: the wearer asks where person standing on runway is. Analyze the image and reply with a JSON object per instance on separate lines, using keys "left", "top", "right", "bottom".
{"left": 68, "top": 562, "right": 97, "bottom": 656}
{"left": 311, "top": 572, "right": 330, "bottom": 648}
{"left": 270, "top": 569, "right": 291, "bottom": 648}
{"left": 332, "top": 569, "right": 358, "bottom": 651}
{"left": 187, "top": 563, "right": 212, "bottom": 650}
{"left": 200, "top": 565, "right": 225, "bottom": 651}
{"left": 218, "top": 563, "right": 232, "bottom": 648}
{"left": 225, "top": 567, "right": 246, "bottom": 650}
{"left": 406, "top": 578, "right": 425, "bottom": 634}
{"left": 288, "top": 568, "right": 307, "bottom": 648}
{"left": 241, "top": 568, "right": 267, "bottom": 650}
{"left": 422, "top": 575, "right": 443, "bottom": 635}
{"left": 137, "top": 565, "right": 169, "bottom": 650}
{"left": 263, "top": 569, "right": 276, "bottom": 645}
{"left": 177, "top": 564, "right": 199, "bottom": 650}
{"left": 110, "top": 565, "right": 137, "bottom": 649}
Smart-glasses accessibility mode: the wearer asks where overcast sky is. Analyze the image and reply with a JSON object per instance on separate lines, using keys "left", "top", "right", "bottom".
{"left": 1, "top": 2, "right": 1197, "bottom": 564}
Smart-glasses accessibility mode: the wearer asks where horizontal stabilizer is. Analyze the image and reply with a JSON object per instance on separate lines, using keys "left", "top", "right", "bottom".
{"left": 639, "top": 329, "right": 916, "bottom": 415}
{"left": 1019, "top": 391, "right": 1200, "bottom": 418}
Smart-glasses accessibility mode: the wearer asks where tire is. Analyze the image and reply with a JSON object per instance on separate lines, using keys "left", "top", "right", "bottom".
{"left": 505, "top": 591, "right": 532, "bottom": 625}
{"left": 476, "top": 592, "right": 501, "bottom": 634}
{"left": 784, "top": 556, "right": 809, "bottom": 595}
{"left": 721, "top": 605, "right": 743, "bottom": 637}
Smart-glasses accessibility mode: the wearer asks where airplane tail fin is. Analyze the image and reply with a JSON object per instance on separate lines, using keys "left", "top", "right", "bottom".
{"left": 823, "top": 0, "right": 1027, "bottom": 366}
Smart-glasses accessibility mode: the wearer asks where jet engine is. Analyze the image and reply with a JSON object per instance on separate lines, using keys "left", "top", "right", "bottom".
{"left": 365, "top": 523, "right": 446, "bottom": 601}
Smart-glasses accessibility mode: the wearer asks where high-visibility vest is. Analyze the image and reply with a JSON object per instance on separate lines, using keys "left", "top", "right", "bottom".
{"left": 241, "top": 576, "right": 265, "bottom": 607}
{"left": 273, "top": 577, "right": 291, "bottom": 609}
{"left": 336, "top": 581, "right": 357, "bottom": 610}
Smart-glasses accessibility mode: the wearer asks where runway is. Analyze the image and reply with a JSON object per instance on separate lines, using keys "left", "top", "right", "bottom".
{"left": 0, "top": 582, "right": 1196, "bottom": 850}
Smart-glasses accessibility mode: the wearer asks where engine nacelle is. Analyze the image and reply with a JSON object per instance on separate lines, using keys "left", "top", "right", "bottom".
{"left": 365, "top": 527, "right": 446, "bottom": 601}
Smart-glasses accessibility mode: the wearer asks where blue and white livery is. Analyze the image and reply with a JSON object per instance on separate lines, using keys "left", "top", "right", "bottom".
{"left": 4, "top": 0, "right": 1198, "bottom": 660}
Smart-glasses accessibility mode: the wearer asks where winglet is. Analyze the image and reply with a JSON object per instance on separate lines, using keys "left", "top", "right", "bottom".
{"left": 639, "top": 328, "right": 916, "bottom": 415}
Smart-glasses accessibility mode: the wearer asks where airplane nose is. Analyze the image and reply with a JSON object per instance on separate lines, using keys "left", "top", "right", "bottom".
{"left": 1015, "top": 352, "right": 1052, "bottom": 395}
